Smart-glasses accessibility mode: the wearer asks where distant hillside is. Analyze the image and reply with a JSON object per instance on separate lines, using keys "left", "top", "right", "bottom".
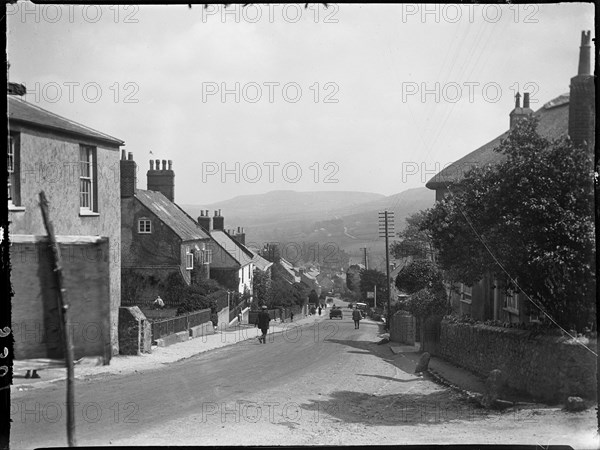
{"left": 181, "top": 188, "right": 434, "bottom": 270}
{"left": 181, "top": 190, "right": 385, "bottom": 226}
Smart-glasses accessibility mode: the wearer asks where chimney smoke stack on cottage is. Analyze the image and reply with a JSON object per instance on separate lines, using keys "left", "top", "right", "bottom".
{"left": 232, "top": 226, "right": 246, "bottom": 246}
{"left": 569, "top": 30, "right": 595, "bottom": 151}
{"left": 509, "top": 91, "right": 533, "bottom": 129}
{"left": 120, "top": 150, "right": 137, "bottom": 198}
{"left": 197, "top": 209, "right": 212, "bottom": 232}
{"left": 213, "top": 209, "right": 224, "bottom": 231}
{"left": 147, "top": 157, "right": 175, "bottom": 202}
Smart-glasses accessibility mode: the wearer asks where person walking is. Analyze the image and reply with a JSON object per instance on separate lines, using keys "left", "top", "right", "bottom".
{"left": 352, "top": 308, "right": 362, "bottom": 329}
{"left": 318, "top": 306, "right": 322, "bottom": 316}
{"left": 255, "top": 305, "right": 271, "bottom": 344}
{"left": 290, "top": 311, "right": 294, "bottom": 322}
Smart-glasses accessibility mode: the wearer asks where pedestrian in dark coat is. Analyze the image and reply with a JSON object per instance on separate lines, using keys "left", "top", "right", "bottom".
{"left": 318, "top": 306, "right": 322, "bottom": 316}
{"left": 255, "top": 305, "right": 271, "bottom": 344}
{"left": 290, "top": 311, "right": 294, "bottom": 322}
{"left": 352, "top": 309, "right": 362, "bottom": 329}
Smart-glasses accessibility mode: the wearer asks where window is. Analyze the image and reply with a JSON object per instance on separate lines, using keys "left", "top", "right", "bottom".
{"left": 185, "top": 247, "right": 194, "bottom": 270}
{"left": 8, "top": 133, "right": 21, "bottom": 207}
{"left": 79, "top": 145, "right": 97, "bottom": 213}
{"left": 200, "top": 248, "right": 212, "bottom": 264}
{"left": 138, "top": 218, "right": 151, "bottom": 234}
{"left": 460, "top": 283, "right": 472, "bottom": 304}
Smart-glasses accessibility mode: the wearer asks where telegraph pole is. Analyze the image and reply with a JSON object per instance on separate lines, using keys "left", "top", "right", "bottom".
{"left": 378, "top": 210, "right": 394, "bottom": 330}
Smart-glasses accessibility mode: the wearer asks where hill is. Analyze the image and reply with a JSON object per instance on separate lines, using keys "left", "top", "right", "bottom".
{"left": 181, "top": 188, "right": 434, "bottom": 270}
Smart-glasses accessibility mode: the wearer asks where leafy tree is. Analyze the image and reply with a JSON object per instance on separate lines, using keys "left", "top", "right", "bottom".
{"left": 395, "top": 259, "right": 443, "bottom": 295}
{"left": 346, "top": 265, "right": 361, "bottom": 292}
{"left": 421, "top": 117, "right": 595, "bottom": 330}
{"left": 253, "top": 268, "right": 272, "bottom": 305}
{"left": 391, "top": 210, "right": 435, "bottom": 261}
{"left": 359, "top": 269, "right": 387, "bottom": 306}
{"left": 403, "top": 288, "right": 450, "bottom": 318}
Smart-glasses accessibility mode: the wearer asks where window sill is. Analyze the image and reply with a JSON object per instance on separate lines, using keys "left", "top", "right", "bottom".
{"left": 460, "top": 298, "right": 472, "bottom": 304}
{"left": 503, "top": 307, "right": 519, "bottom": 315}
{"left": 8, "top": 205, "right": 26, "bottom": 212}
{"left": 79, "top": 211, "right": 100, "bottom": 217}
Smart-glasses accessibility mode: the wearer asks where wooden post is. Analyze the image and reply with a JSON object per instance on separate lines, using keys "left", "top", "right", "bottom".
{"left": 39, "top": 191, "right": 76, "bottom": 447}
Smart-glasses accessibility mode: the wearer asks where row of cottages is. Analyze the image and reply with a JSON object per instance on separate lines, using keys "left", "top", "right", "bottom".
{"left": 121, "top": 155, "right": 258, "bottom": 308}
{"left": 8, "top": 81, "right": 123, "bottom": 359}
{"left": 425, "top": 30, "right": 594, "bottom": 324}
{"left": 198, "top": 212, "right": 254, "bottom": 298}
{"left": 120, "top": 154, "right": 213, "bottom": 306}
{"left": 275, "top": 257, "right": 322, "bottom": 295}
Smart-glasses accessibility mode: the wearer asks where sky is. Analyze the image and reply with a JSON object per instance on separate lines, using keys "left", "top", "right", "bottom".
{"left": 7, "top": 2, "right": 595, "bottom": 205}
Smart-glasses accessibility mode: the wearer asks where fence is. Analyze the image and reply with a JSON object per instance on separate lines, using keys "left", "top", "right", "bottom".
{"left": 151, "top": 308, "right": 211, "bottom": 341}
{"left": 229, "top": 298, "right": 248, "bottom": 323}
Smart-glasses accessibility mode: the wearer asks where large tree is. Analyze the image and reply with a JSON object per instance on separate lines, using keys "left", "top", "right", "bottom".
{"left": 359, "top": 269, "right": 388, "bottom": 306}
{"left": 421, "top": 117, "right": 595, "bottom": 330}
{"left": 391, "top": 210, "right": 435, "bottom": 261}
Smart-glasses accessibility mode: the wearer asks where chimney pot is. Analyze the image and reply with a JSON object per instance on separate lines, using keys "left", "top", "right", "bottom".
{"left": 162, "top": 160, "right": 167, "bottom": 170}
{"left": 218, "top": 209, "right": 222, "bottom": 216}
{"left": 121, "top": 149, "right": 126, "bottom": 160}
{"left": 150, "top": 160, "right": 154, "bottom": 170}
{"left": 205, "top": 210, "right": 209, "bottom": 216}
{"left": 523, "top": 92, "right": 530, "bottom": 109}
{"left": 128, "top": 152, "right": 133, "bottom": 161}
{"left": 578, "top": 30, "right": 592, "bottom": 75}
{"left": 168, "top": 160, "right": 172, "bottom": 170}
{"left": 515, "top": 92, "right": 521, "bottom": 108}
{"left": 214, "top": 210, "right": 218, "bottom": 217}
{"left": 200, "top": 211, "right": 204, "bottom": 217}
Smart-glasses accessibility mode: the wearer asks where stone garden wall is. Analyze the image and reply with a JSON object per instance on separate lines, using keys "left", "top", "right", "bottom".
{"left": 439, "top": 320, "right": 597, "bottom": 403}
{"left": 390, "top": 312, "right": 416, "bottom": 345}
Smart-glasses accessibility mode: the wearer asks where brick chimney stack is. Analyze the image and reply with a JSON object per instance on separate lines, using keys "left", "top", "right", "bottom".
{"left": 569, "top": 30, "right": 595, "bottom": 151}
{"left": 509, "top": 91, "right": 533, "bottom": 129}
{"left": 213, "top": 209, "right": 224, "bottom": 231}
{"left": 231, "top": 226, "right": 246, "bottom": 246}
{"left": 147, "top": 158, "right": 175, "bottom": 202}
{"left": 120, "top": 150, "right": 137, "bottom": 198}
{"left": 197, "top": 210, "right": 212, "bottom": 232}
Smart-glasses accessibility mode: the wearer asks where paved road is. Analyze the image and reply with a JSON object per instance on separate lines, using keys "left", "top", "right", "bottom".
{"left": 10, "top": 305, "right": 596, "bottom": 448}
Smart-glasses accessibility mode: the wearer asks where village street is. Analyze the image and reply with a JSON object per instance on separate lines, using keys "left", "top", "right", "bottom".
{"left": 10, "top": 303, "right": 596, "bottom": 448}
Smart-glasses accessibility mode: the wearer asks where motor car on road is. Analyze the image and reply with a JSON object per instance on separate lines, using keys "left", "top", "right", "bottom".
{"left": 330, "top": 308, "right": 343, "bottom": 319}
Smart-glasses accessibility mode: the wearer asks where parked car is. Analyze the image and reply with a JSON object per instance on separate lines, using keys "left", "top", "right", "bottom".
{"left": 330, "top": 308, "right": 343, "bottom": 319}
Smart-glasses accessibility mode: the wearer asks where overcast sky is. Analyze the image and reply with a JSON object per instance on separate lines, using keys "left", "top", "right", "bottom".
{"left": 7, "top": 3, "right": 594, "bottom": 205}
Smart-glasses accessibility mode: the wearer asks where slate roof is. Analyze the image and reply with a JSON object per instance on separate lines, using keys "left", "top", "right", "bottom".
{"left": 248, "top": 249, "right": 273, "bottom": 272}
{"left": 8, "top": 95, "right": 124, "bottom": 146}
{"left": 210, "top": 230, "right": 254, "bottom": 267}
{"left": 426, "top": 93, "right": 570, "bottom": 190}
{"left": 135, "top": 189, "right": 210, "bottom": 241}
{"left": 279, "top": 258, "right": 301, "bottom": 282}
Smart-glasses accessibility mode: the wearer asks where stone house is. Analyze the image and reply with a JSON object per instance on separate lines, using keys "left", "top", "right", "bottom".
{"left": 120, "top": 155, "right": 212, "bottom": 306}
{"left": 425, "top": 30, "right": 595, "bottom": 324}
{"left": 8, "top": 87, "right": 123, "bottom": 357}
{"left": 198, "top": 210, "right": 254, "bottom": 298}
